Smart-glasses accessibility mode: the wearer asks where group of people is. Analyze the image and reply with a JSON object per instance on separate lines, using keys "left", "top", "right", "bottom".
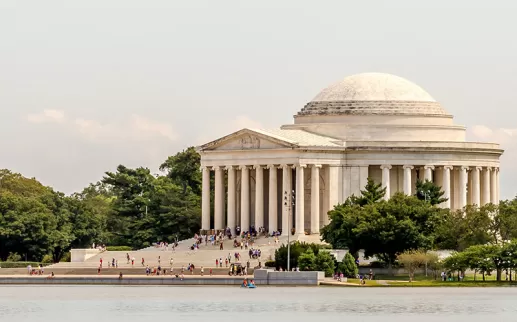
{"left": 98, "top": 258, "right": 119, "bottom": 268}
{"left": 153, "top": 241, "right": 177, "bottom": 251}
{"left": 91, "top": 243, "right": 106, "bottom": 252}
{"left": 241, "top": 278, "right": 256, "bottom": 288}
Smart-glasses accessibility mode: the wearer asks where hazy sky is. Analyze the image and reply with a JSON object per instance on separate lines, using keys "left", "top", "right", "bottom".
{"left": 2, "top": 1, "right": 517, "bottom": 198}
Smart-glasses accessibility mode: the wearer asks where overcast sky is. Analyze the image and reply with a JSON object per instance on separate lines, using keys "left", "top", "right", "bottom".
{"left": 2, "top": 0, "right": 517, "bottom": 198}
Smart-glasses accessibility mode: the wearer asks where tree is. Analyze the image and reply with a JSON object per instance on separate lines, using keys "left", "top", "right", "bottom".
{"left": 321, "top": 203, "right": 364, "bottom": 253}
{"left": 462, "top": 245, "right": 494, "bottom": 281}
{"left": 338, "top": 252, "right": 358, "bottom": 278}
{"left": 397, "top": 250, "right": 427, "bottom": 281}
{"left": 434, "top": 206, "right": 493, "bottom": 251}
{"left": 357, "top": 177, "right": 386, "bottom": 205}
{"left": 493, "top": 200, "right": 517, "bottom": 242}
{"left": 315, "top": 251, "right": 336, "bottom": 277}
{"left": 424, "top": 252, "right": 441, "bottom": 280}
{"left": 159, "top": 147, "right": 202, "bottom": 195}
{"left": 442, "top": 251, "right": 469, "bottom": 280}
{"left": 298, "top": 249, "right": 317, "bottom": 271}
{"left": 414, "top": 179, "right": 447, "bottom": 206}
{"left": 274, "top": 242, "right": 322, "bottom": 270}
{"left": 354, "top": 193, "right": 441, "bottom": 270}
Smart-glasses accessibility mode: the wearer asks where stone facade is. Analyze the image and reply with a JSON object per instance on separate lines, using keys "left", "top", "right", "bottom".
{"left": 198, "top": 73, "right": 503, "bottom": 236}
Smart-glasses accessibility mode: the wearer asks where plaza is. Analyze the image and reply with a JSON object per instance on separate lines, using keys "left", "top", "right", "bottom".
{"left": 198, "top": 72, "right": 503, "bottom": 236}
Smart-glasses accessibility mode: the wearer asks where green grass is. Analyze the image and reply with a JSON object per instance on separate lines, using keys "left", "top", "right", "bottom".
{"left": 351, "top": 273, "right": 517, "bottom": 287}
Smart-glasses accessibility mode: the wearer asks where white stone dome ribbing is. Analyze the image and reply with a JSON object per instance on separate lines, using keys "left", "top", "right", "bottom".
{"left": 298, "top": 73, "right": 449, "bottom": 116}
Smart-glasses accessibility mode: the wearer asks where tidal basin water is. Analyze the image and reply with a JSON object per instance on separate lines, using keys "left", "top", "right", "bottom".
{"left": 1, "top": 286, "right": 517, "bottom": 322}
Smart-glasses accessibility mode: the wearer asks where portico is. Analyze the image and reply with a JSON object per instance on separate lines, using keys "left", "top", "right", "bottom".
{"left": 198, "top": 73, "right": 503, "bottom": 236}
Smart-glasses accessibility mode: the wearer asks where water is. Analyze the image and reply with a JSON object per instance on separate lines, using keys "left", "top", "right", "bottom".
{"left": 1, "top": 286, "right": 516, "bottom": 321}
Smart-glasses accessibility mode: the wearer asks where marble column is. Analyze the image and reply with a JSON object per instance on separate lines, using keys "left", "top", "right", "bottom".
{"left": 281, "top": 165, "right": 291, "bottom": 236}
{"left": 495, "top": 168, "right": 500, "bottom": 205}
{"left": 240, "top": 166, "right": 250, "bottom": 232}
{"left": 482, "top": 167, "right": 491, "bottom": 205}
{"left": 226, "top": 166, "right": 236, "bottom": 235}
{"left": 201, "top": 166, "right": 211, "bottom": 230}
{"left": 403, "top": 165, "right": 414, "bottom": 195}
{"left": 459, "top": 166, "right": 468, "bottom": 209}
{"left": 267, "top": 165, "right": 278, "bottom": 234}
{"left": 472, "top": 167, "right": 481, "bottom": 206}
{"left": 254, "top": 165, "right": 264, "bottom": 230}
{"left": 490, "top": 167, "right": 497, "bottom": 204}
{"left": 380, "top": 165, "right": 391, "bottom": 200}
{"left": 295, "top": 164, "right": 306, "bottom": 235}
{"left": 214, "top": 166, "right": 225, "bottom": 230}
{"left": 442, "top": 166, "right": 452, "bottom": 209}
{"left": 424, "top": 165, "right": 434, "bottom": 182}
{"left": 311, "top": 165, "right": 321, "bottom": 235}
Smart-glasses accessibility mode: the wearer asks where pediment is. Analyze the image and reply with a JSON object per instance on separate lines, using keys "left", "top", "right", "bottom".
{"left": 199, "top": 129, "right": 298, "bottom": 151}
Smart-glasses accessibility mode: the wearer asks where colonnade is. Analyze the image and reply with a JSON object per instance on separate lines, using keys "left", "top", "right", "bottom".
{"left": 380, "top": 165, "right": 499, "bottom": 209}
{"left": 202, "top": 163, "right": 500, "bottom": 235}
{"left": 201, "top": 164, "right": 322, "bottom": 236}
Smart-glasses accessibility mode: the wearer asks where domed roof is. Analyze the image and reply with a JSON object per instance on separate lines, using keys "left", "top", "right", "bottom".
{"left": 298, "top": 73, "right": 449, "bottom": 116}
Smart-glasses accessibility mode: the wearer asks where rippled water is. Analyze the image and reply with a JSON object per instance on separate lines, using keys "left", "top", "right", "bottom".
{"left": 1, "top": 286, "right": 516, "bottom": 321}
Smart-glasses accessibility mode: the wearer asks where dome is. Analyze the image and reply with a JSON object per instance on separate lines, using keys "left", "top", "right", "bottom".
{"left": 298, "top": 73, "right": 449, "bottom": 116}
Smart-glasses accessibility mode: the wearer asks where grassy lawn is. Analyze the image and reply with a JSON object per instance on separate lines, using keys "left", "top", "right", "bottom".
{"left": 349, "top": 273, "right": 517, "bottom": 287}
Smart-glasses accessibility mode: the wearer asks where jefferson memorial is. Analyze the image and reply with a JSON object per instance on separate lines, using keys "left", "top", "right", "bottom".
{"left": 198, "top": 73, "right": 503, "bottom": 236}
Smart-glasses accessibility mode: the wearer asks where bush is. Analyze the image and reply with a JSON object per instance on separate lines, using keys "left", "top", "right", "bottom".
{"left": 274, "top": 241, "right": 325, "bottom": 269}
{"left": 338, "top": 253, "right": 358, "bottom": 277}
{"left": 41, "top": 254, "right": 54, "bottom": 264}
{"left": 7, "top": 252, "right": 22, "bottom": 262}
{"left": 315, "top": 251, "right": 335, "bottom": 277}
{"left": 264, "top": 260, "right": 276, "bottom": 268}
{"left": 298, "top": 249, "right": 317, "bottom": 271}
{"left": 105, "top": 246, "right": 133, "bottom": 251}
{"left": 60, "top": 252, "right": 71, "bottom": 262}
{"left": 0, "top": 261, "right": 44, "bottom": 268}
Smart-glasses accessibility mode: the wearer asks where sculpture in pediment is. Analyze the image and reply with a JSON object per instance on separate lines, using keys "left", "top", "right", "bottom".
{"left": 240, "top": 135, "right": 261, "bottom": 149}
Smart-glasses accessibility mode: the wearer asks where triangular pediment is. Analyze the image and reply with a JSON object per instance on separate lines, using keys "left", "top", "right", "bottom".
{"left": 199, "top": 128, "right": 299, "bottom": 151}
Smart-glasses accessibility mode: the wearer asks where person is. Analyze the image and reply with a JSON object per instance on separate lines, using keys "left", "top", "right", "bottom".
{"left": 119, "top": 272, "right": 123, "bottom": 280}
{"left": 242, "top": 278, "right": 248, "bottom": 287}
{"left": 201, "top": 266, "right": 204, "bottom": 276}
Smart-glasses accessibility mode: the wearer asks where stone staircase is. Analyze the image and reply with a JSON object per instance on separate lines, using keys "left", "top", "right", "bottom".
{"left": 47, "top": 234, "right": 303, "bottom": 271}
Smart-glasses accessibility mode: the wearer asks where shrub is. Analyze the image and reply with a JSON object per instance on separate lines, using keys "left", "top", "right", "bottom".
{"left": 105, "top": 246, "right": 133, "bottom": 251}
{"left": 338, "top": 253, "right": 358, "bottom": 277}
{"left": 264, "top": 260, "right": 276, "bottom": 268}
{"left": 41, "top": 254, "right": 54, "bottom": 264}
{"left": 315, "top": 251, "right": 335, "bottom": 277}
{"left": 60, "top": 252, "right": 71, "bottom": 262}
{"left": 274, "top": 241, "right": 326, "bottom": 269}
{"left": 0, "top": 261, "right": 44, "bottom": 268}
{"left": 7, "top": 252, "right": 22, "bottom": 262}
{"left": 298, "top": 249, "right": 317, "bottom": 271}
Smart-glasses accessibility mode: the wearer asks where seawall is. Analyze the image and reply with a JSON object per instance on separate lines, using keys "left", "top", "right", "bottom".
{"left": 0, "top": 269, "right": 324, "bottom": 286}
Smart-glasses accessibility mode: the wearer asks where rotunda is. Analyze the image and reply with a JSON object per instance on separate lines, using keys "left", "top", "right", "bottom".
{"left": 198, "top": 73, "right": 503, "bottom": 237}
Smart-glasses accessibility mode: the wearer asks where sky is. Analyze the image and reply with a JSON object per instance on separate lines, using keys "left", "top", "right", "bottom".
{"left": 2, "top": 0, "right": 517, "bottom": 198}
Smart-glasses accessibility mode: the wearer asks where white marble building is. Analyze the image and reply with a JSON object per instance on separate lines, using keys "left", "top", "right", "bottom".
{"left": 198, "top": 73, "right": 503, "bottom": 236}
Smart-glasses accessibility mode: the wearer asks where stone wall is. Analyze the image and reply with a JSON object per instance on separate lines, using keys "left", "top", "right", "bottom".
{"left": 70, "top": 249, "right": 101, "bottom": 262}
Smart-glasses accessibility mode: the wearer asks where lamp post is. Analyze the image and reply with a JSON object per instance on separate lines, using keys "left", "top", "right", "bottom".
{"left": 284, "top": 189, "right": 295, "bottom": 271}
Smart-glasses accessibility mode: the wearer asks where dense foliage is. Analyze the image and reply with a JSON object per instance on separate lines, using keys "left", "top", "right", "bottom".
{"left": 0, "top": 148, "right": 202, "bottom": 262}
{"left": 321, "top": 180, "right": 445, "bottom": 266}
{"left": 338, "top": 253, "right": 358, "bottom": 277}
{"left": 443, "top": 240, "right": 517, "bottom": 281}
{"left": 321, "top": 177, "right": 517, "bottom": 275}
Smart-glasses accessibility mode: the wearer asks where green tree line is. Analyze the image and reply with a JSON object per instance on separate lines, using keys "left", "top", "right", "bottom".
{"left": 321, "top": 178, "right": 517, "bottom": 273}
{"left": 0, "top": 147, "right": 202, "bottom": 262}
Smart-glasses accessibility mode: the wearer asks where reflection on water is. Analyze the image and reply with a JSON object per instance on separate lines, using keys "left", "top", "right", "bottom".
{"left": 0, "top": 286, "right": 516, "bottom": 322}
